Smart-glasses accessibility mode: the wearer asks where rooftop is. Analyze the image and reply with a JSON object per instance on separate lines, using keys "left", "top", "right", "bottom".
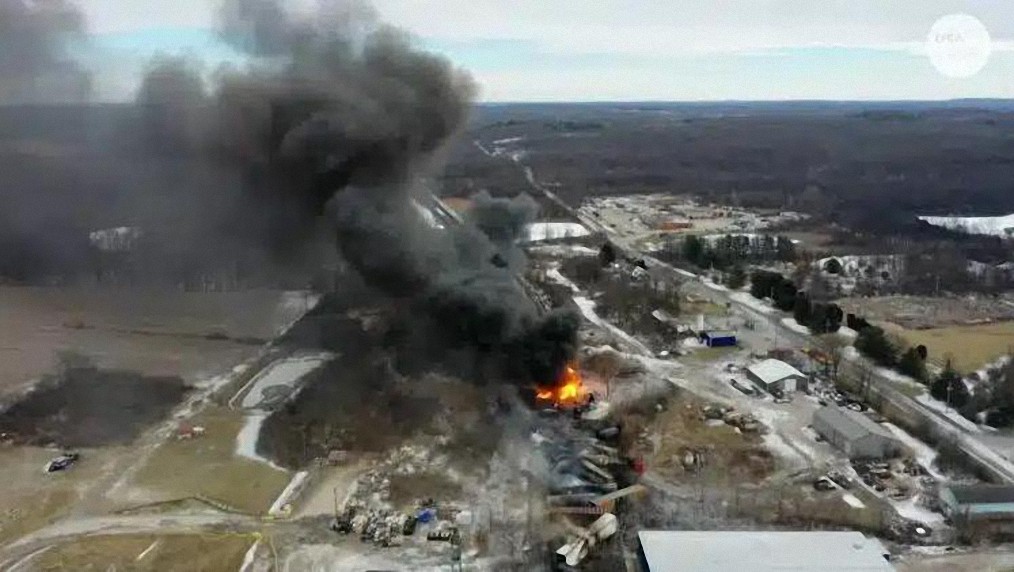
{"left": 747, "top": 358, "right": 805, "bottom": 385}
{"left": 638, "top": 530, "right": 894, "bottom": 572}
{"left": 813, "top": 406, "right": 897, "bottom": 442}
{"left": 947, "top": 484, "right": 1014, "bottom": 506}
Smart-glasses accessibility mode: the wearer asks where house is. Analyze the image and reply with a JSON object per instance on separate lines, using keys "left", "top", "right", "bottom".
{"left": 812, "top": 406, "right": 901, "bottom": 459}
{"left": 700, "top": 330, "right": 737, "bottom": 348}
{"left": 940, "top": 485, "right": 1014, "bottom": 522}
{"left": 637, "top": 530, "right": 894, "bottom": 572}
{"left": 746, "top": 358, "right": 807, "bottom": 393}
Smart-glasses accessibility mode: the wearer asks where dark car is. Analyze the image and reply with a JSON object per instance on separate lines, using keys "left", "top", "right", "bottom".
{"left": 46, "top": 452, "right": 79, "bottom": 473}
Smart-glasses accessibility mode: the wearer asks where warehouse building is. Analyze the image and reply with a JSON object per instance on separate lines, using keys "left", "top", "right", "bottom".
{"left": 745, "top": 358, "right": 807, "bottom": 394}
{"left": 812, "top": 406, "right": 901, "bottom": 459}
{"left": 637, "top": 530, "right": 894, "bottom": 572}
{"left": 940, "top": 485, "right": 1014, "bottom": 521}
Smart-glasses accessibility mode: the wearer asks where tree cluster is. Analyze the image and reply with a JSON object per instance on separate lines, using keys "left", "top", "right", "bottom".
{"left": 751, "top": 270, "right": 843, "bottom": 333}
{"left": 671, "top": 234, "right": 796, "bottom": 272}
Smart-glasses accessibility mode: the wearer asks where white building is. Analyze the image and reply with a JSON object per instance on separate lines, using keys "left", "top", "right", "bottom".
{"left": 746, "top": 359, "right": 807, "bottom": 394}
{"left": 637, "top": 531, "right": 894, "bottom": 572}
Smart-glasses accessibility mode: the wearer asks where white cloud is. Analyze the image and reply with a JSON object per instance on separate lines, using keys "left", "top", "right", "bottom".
{"left": 371, "top": 0, "right": 1013, "bottom": 55}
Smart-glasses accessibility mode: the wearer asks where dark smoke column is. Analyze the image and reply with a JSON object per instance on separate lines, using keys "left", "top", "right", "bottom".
{"left": 210, "top": 0, "right": 578, "bottom": 386}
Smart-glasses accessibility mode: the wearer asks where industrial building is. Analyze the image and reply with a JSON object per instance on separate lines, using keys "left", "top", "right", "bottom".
{"left": 812, "top": 406, "right": 901, "bottom": 459}
{"left": 636, "top": 530, "right": 894, "bottom": 572}
{"left": 940, "top": 485, "right": 1014, "bottom": 521}
{"left": 745, "top": 358, "right": 807, "bottom": 393}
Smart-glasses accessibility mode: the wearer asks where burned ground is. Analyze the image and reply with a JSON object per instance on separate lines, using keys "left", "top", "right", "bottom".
{"left": 0, "top": 364, "right": 189, "bottom": 447}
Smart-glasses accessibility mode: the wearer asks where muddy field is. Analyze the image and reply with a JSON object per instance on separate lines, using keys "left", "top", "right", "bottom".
{"left": 0, "top": 364, "right": 188, "bottom": 447}
{"left": 0, "top": 286, "right": 311, "bottom": 398}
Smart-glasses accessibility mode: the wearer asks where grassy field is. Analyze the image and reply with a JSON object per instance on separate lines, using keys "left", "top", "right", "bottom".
{"left": 130, "top": 407, "right": 290, "bottom": 514}
{"left": 0, "top": 447, "right": 115, "bottom": 545}
{"left": 882, "top": 321, "right": 1014, "bottom": 374}
{"left": 33, "top": 534, "right": 255, "bottom": 571}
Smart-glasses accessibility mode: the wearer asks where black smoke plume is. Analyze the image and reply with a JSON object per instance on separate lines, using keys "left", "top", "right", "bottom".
{"left": 151, "top": 0, "right": 579, "bottom": 384}
{"left": 0, "top": 0, "right": 90, "bottom": 105}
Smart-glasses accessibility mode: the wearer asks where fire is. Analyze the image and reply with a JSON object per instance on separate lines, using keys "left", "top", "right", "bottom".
{"left": 536, "top": 363, "right": 585, "bottom": 407}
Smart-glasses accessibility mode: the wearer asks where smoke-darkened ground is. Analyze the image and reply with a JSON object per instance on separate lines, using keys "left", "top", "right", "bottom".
{"left": 0, "top": 365, "right": 189, "bottom": 447}
{"left": 260, "top": 291, "right": 503, "bottom": 469}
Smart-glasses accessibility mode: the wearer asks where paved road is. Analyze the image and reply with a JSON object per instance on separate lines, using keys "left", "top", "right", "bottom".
{"left": 502, "top": 147, "right": 1014, "bottom": 484}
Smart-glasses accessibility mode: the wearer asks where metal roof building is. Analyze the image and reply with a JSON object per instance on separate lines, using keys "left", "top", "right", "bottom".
{"left": 637, "top": 530, "right": 894, "bottom": 572}
{"left": 746, "top": 358, "right": 807, "bottom": 393}
{"left": 812, "top": 406, "right": 902, "bottom": 459}
{"left": 940, "top": 485, "right": 1014, "bottom": 521}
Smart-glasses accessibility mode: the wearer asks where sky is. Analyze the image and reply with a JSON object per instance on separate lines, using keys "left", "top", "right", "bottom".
{"left": 77, "top": 0, "right": 1014, "bottom": 102}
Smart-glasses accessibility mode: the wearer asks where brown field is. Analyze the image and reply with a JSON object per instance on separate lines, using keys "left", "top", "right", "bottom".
{"left": 881, "top": 321, "right": 1014, "bottom": 374}
{"left": 0, "top": 286, "right": 307, "bottom": 397}
{"left": 32, "top": 534, "right": 254, "bottom": 571}
{"left": 130, "top": 407, "right": 290, "bottom": 514}
{"left": 649, "top": 396, "right": 773, "bottom": 484}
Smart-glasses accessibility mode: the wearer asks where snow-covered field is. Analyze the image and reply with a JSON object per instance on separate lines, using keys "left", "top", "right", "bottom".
{"left": 522, "top": 222, "right": 591, "bottom": 242}
{"left": 919, "top": 213, "right": 1014, "bottom": 237}
{"left": 237, "top": 354, "right": 331, "bottom": 409}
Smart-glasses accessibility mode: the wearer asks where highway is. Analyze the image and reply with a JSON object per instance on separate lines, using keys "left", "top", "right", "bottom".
{"left": 498, "top": 144, "right": 1014, "bottom": 484}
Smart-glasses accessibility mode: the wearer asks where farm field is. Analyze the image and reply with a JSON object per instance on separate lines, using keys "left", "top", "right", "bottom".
{"left": 0, "top": 287, "right": 311, "bottom": 398}
{"left": 883, "top": 321, "right": 1014, "bottom": 374}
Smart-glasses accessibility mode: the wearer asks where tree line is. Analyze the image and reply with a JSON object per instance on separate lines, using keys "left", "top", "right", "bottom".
{"left": 664, "top": 234, "right": 797, "bottom": 273}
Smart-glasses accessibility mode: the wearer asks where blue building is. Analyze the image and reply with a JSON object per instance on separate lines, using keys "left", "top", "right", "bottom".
{"left": 940, "top": 485, "right": 1014, "bottom": 522}
{"left": 699, "top": 330, "right": 737, "bottom": 348}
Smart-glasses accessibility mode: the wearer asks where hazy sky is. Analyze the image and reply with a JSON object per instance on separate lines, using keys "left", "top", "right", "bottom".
{"left": 78, "top": 0, "right": 1014, "bottom": 102}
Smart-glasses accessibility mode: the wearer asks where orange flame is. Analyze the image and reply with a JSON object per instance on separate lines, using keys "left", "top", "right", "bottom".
{"left": 536, "top": 363, "right": 585, "bottom": 407}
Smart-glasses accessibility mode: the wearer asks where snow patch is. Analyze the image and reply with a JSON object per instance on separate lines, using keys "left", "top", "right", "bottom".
{"left": 780, "top": 317, "right": 811, "bottom": 335}
{"left": 269, "top": 470, "right": 310, "bottom": 516}
{"left": 892, "top": 496, "right": 945, "bottom": 525}
{"left": 836, "top": 326, "right": 859, "bottom": 340}
{"left": 237, "top": 354, "right": 331, "bottom": 409}
{"left": 916, "top": 394, "right": 982, "bottom": 434}
{"left": 522, "top": 222, "right": 591, "bottom": 242}
{"left": 239, "top": 540, "right": 260, "bottom": 572}
{"left": 546, "top": 267, "right": 580, "bottom": 293}
{"left": 842, "top": 493, "right": 866, "bottom": 509}
{"left": 883, "top": 423, "right": 945, "bottom": 481}
{"left": 730, "top": 292, "right": 774, "bottom": 315}
{"left": 236, "top": 413, "right": 285, "bottom": 471}
{"left": 573, "top": 297, "right": 652, "bottom": 355}
{"left": 919, "top": 213, "right": 1014, "bottom": 238}
{"left": 526, "top": 244, "right": 599, "bottom": 257}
